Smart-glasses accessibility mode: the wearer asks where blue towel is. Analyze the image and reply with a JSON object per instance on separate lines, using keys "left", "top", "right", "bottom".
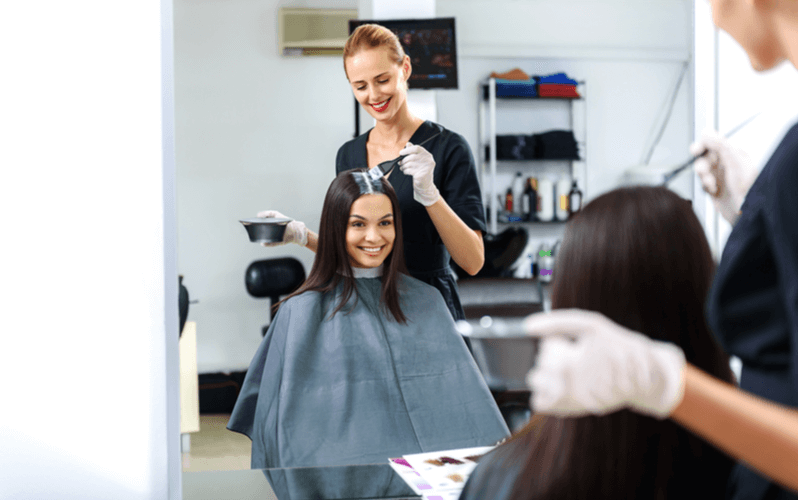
{"left": 495, "top": 78, "right": 537, "bottom": 97}
{"left": 534, "top": 72, "right": 578, "bottom": 85}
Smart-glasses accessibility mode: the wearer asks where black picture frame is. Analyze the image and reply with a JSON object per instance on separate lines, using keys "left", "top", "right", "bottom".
{"left": 348, "top": 17, "right": 458, "bottom": 90}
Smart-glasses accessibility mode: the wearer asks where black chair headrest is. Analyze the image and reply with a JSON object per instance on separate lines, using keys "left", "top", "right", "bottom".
{"left": 245, "top": 257, "right": 306, "bottom": 299}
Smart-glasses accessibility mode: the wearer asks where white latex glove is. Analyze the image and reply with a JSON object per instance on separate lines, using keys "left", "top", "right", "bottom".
{"left": 691, "top": 129, "right": 759, "bottom": 225}
{"left": 398, "top": 142, "right": 440, "bottom": 207}
{"left": 255, "top": 210, "right": 308, "bottom": 247}
{"left": 523, "top": 309, "right": 687, "bottom": 419}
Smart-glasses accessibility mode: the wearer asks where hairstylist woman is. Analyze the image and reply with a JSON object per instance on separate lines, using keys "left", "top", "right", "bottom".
{"left": 522, "top": 0, "right": 798, "bottom": 497}
{"left": 258, "top": 24, "right": 485, "bottom": 321}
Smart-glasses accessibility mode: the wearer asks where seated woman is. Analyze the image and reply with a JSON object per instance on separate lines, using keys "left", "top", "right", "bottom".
{"left": 459, "top": 186, "right": 735, "bottom": 500}
{"left": 228, "top": 169, "right": 509, "bottom": 468}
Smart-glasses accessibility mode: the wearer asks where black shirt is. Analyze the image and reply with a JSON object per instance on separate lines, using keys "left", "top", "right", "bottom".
{"left": 336, "top": 120, "right": 486, "bottom": 321}
{"left": 706, "top": 122, "right": 798, "bottom": 500}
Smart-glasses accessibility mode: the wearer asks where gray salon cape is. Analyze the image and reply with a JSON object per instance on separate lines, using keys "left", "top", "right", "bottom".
{"left": 228, "top": 267, "right": 510, "bottom": 468}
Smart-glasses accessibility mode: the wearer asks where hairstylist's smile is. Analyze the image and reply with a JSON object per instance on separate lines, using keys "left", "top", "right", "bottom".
{"left": 370, "top": 97, "right": 391, "bottom": 112}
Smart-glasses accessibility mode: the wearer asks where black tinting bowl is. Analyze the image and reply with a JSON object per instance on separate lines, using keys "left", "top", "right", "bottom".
{"left": 239, "top": 218, "right": 291, "bottom": 244}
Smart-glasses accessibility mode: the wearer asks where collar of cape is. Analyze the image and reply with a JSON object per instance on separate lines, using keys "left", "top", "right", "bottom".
{"left": 349, "top": 265, "right": 383, "bottom": 279}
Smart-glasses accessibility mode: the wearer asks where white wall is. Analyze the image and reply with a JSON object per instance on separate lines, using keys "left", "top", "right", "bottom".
{"left": 1, "top": 1, "right": 179, "bottom": 499}
{"left": 175, "top": 0, "right": 358, "bottom": 373}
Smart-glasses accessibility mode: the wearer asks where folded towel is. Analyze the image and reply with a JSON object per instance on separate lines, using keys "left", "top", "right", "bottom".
{"left": 538, "top": 84, "right": 580, "bottom": 98}
{"left": 495, "top": 79, "right": 537, "bottom": 98}
{"left": 534, "top": 72, "right": 578, "bottom": 85}
{"left": 490, "top": 68, "right": 530, "bottom": 80}
{"left": 533, "top": 130, "right": 580, "bottom": 160}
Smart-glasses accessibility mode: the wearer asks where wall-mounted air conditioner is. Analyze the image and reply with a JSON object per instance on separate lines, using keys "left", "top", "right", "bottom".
{"left": 278, "top": 8, "right": 358, "bottom": 56}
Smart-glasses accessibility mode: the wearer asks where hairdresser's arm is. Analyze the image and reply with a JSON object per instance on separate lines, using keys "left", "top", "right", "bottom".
{"left": 525, "top": 309, "right": 799, "bottom": 491}
{"left": 425, "top": 200, "right": 484, "bottom": 275}
{"left": 399, "top": 143, "right": 485, "bottom": 275}
{"left": 671, "top": 364, "right": 798, "bottom": 491}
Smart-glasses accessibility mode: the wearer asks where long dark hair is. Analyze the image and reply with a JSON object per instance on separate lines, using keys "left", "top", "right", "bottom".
{"left": 280, "top": 169, "right": 409, "bottom": 323}
{"left": 474, "top": 187, "right": 734, "bottom": 499}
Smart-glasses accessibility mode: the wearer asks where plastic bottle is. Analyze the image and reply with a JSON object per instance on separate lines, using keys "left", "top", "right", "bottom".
{"left": 556, "top": 176, "right": 570, "bottom": 221}
{"left": 536, "top": 242, "right": 552, "bottom": 281}
{"left": 505, "top": 188, "right": 513, "bottom": 213}
{"left": 512, "top": 172, "right": 525, "bottom": 214}
{"left": 537, "top": 177, "right": 554, "bottom": 222}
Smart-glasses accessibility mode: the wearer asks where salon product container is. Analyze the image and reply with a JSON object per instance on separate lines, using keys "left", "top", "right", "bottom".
{"left": 569, "top": 179, "right": 583, "bottom": 216}
{"left": 512, "top": 172, "right": 525, "bottom": 214}
{"left": 537, "top": 178, "right": 554, "bottom": 221}
{"left": 525, "top": 177, "right": 538, "bottom": 221}
{"left": 556, "top": 176, "right": 570, "bottom": 221}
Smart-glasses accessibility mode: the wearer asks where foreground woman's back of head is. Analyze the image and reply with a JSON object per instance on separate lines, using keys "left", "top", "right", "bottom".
{"left": 460, "top": 186, "right": 735, "bottom": 500}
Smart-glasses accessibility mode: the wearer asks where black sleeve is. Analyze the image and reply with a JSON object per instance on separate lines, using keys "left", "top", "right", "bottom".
{"left": 439, "top": 132, "right": 487, "bottom": 234}
{"left": 765, "top": 123, "right": 798, "bottom": 398}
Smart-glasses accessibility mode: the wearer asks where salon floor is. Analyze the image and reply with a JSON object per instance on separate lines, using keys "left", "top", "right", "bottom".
{"left": 182, "top": 414, "right": 251, "bottom": 472}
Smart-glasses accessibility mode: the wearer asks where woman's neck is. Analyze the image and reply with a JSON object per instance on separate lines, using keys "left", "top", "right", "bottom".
{"left": 371, "top": 104, "right": 425, "bottom": 146}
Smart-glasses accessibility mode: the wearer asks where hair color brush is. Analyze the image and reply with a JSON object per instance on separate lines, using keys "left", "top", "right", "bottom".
{"left": 367, "top": 132, "right": 441, "bottom": 181}
{"left": 661, "top": 112, "right": 761, "bottom": 186}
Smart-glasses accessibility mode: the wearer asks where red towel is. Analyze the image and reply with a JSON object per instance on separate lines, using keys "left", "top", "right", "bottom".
{"left": 538, "top": 84, "right": 580, "bottom": 98}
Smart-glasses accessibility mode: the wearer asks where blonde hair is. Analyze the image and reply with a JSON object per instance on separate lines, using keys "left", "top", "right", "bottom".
{"left": 343, "top": 24, "right": 406, "bottom": 80}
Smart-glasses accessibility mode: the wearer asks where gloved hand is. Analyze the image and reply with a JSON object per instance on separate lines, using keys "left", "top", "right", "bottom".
{"left": 399, "top": 143, "right": 440, "bottom": 206}
{"left": 523, "top": 309, "right": 687, "bottom": 419}
{"left": 691, "top": 129, "right": 759, "bottom": 225}
{"left": 255, "top": 210, "right": 308, "bottom": 247}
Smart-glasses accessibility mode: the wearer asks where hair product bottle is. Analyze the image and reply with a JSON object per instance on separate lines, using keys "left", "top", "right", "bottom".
{"left": 556, "top": 176, "right": 570, "bottom": 221}
{"left": 568, "top": 179, "right": 583, "bottom": 217}
{"left": 505, "top": 188, "right": 514, "bottom": 213}
{"left": 512, "top": 172, "right": 525, "bottom": 214}
{"left": 524, "top": 177, "right": 538, "bottom": 221}
{"left": 537, "top": 177, "right": 554, "bottom": 222}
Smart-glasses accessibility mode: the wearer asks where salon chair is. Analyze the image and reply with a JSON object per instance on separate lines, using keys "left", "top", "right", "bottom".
{"left": 245, "top": 257, "right": 306, "bottom": 336}
{"left": 451, "top": 227, "right": 528, "bottom": 279}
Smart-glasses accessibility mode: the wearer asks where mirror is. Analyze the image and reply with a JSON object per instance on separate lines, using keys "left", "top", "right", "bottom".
{"left": 175, "top": 0, "right": 696, "bottom": 472}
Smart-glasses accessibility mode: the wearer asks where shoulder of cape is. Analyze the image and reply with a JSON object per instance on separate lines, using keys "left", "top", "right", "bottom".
{"left": 397, "top": 273, "right": 441, "bottom": 299}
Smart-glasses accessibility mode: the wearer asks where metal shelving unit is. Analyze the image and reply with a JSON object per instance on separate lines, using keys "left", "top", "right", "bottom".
{"left": 478, "top": 77, "right": 587, "bottom": 234}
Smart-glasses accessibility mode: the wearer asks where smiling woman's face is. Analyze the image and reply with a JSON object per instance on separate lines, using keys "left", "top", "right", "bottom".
{"left": 345, "top": 47, "right": 410, "bottom": 123}
{"left": 345, "top": 193, "right": 395, "bottom": 268}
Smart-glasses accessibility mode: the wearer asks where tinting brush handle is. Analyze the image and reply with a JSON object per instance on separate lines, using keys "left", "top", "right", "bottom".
{"left": 367, "top": 132, "right": 442, "bottom": 181}
{"left": 661, "top": 112, "right": 761, "bottom": 186}
{"left": 661, "top": 149, "right": 708, "bottom": 185}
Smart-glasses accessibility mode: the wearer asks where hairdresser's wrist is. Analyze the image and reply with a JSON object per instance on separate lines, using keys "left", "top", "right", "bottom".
{"left": 628, "top": 339, "right": 687, "bottom": 419}
{"left": 414, "top": 185, "right": 440, "bottom": 207}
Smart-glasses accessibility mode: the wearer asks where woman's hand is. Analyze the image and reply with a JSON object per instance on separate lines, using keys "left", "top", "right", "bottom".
{"left": 692, "top": 129, "right": 759, "bottom": 225}
{"left": 524, "top": 309, "right": 686, "bottom": 418}
{"left": 256, "top": 210, "right": 308, "bottom": 247}
{"left": 399, "top": 143, "right": 440, "bottom": 206}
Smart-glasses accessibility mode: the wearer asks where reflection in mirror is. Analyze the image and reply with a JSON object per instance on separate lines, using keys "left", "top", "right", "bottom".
{"left": 175, "top": 0, "right": 696, "bottom": 473}
{"left": 225, "top": 170, "right": 509, "bottom": 468}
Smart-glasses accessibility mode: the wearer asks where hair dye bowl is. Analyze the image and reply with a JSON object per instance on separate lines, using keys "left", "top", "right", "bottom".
{"left": 239, "top": 218, "right": 291, "bottom": 244}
